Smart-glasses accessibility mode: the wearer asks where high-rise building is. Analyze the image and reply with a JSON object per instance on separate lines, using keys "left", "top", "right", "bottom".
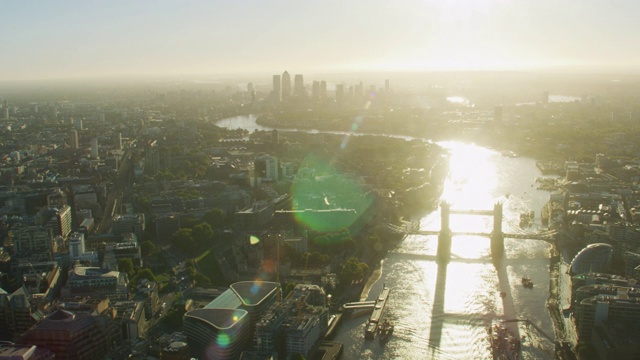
{"left": 281, "top": 71, "right": 291, "bottom": 102}
{"left": 52, "top": 205, "right": 73, "bottom": 238}
{"left": 69, "top": 232, "right": 86, "bottom": 259}
{"left": 116, "top": 132, "right": 122, "bottom": 150}
{"left": 254, "top": 154, "right": 279, "bottom": 181}
{"left": 3, "top": 99, "right": 8, "bottom": 121}
{"left": 385, "top": 79, "right": 390, "bottom": 92}
{"left": 294, "top": 74, "right": 305, "bottom": 98}
{"left": 70, "top": 130, "right": 79, "bottom": 149}
{"left": 272, "top": 75, "right": 281, "bottom": 102}
{"left": 90, "top": 138, "right": 99, "bottom": 159}
{"left": 355, "top": 81, "right": 363, "bottom": 98}
{"left": 320, "top": 81, "right": 327, "bottom": 98}
{"left": 74, "top": 117, "right": 83, "bottom": 130}
{"left": 335, "top": 84, "right": 344, "bottom": 103}
{"left": 311, "top": 81, "right": 320, "bottom": 100}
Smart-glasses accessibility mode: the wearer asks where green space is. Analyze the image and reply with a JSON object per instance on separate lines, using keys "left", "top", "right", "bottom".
{"left": 195, "top": 246, "right": 227, "bottom": 286}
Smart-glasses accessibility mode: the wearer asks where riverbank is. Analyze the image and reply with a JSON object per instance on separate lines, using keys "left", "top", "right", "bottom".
{"left": 359, "top": 259, "right": 384, "bottom": 301}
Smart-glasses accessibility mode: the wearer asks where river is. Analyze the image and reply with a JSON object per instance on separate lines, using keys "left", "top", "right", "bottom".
{"left": 216, "top": 115, "right": 555, "bottom": 359}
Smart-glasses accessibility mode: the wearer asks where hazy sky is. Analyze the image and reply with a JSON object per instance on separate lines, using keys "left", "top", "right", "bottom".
{"left": 2, "top": 0, "right": 640, "bottom": 80}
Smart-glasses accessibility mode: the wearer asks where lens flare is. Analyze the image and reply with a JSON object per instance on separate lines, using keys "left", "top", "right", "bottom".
{"left": 292, "top": 154, "right": 373, "bottom": 232}
{"left": 217, "top": 333, "right": 230, "bottom": 348}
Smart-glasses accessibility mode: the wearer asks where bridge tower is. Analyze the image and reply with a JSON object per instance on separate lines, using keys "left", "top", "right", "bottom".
{"left": 491, "top": 202, "right": 504, "bottom": 260}
{"left": 437, "top": 202, "right": 452, "bottom": 262}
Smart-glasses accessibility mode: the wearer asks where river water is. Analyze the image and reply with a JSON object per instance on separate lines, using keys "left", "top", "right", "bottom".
{"left": 216, "top": 115, "right": 555, "bottom": 359}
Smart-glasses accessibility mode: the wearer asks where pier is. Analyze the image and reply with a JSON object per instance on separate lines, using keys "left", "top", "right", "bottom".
{"left": 332, "top": 285, "right": 391, "bottom": 339}
{"left": 364, "top": 285, "right": 391, "bottom": 339}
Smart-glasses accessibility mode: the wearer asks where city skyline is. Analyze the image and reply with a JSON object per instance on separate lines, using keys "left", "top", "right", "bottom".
{"left": 2, "top": 0, "right": 640, "bottom": 81}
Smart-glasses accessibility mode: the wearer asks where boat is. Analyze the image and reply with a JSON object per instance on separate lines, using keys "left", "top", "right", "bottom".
{"left": 488, "top": 320, "right": 521, "bottom": 359}
{"left": 519, "top": 211, "right": 534, "bottom": 227}
{"left": 521, "top": 277, "right": 533, "bottom": 289}
{"left": 364, "top": 321, "right": 378, "bottom": 339}
{"left": 378, "top": 318, "right": 394, "bottom": 342}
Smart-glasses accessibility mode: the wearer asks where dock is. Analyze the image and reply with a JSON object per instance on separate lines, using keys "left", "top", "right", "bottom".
{"left": 364, "top": 285, "right": 391, "bottom": 339}
{"left": 324, "top": 313, "right": 344, "bottom": 339}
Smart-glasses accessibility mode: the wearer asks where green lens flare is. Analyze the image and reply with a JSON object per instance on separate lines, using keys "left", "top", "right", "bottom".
{"left": 291, "top": 154, "right": 373, "bottom": 232}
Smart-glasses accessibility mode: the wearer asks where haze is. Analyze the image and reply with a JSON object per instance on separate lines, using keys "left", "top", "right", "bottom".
{"left": 2, "top": 0, "right": 640, "bottom": 81}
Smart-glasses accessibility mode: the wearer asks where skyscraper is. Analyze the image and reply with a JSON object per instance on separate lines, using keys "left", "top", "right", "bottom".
{"left": 335, "top": 84, "right": 344, "bottom": 103}
{"left": 90, "top": 138, "right": 99, "bottom": 159}
{"left": 70, "top": 130, "right": 79, "bottom": 150}
{"left": 281, "top": 71, "right": 291, "bottom": 102}
{"left": 272, "top": 75, "right": 281, "bottom": 102}
{"left": 294, "top": 74, "right": 305, "bottom": 98}
{"left": 320, "top": 81, "right": 327, "bottom": 98}
{"left": 311, "top": 81, "right": 319, "bottom": 100}
{"left": 3, "top": 99, "right": 8, "bottom": 121}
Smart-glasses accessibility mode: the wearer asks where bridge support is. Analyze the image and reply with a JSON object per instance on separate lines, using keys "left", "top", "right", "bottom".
{"left": 437, "top": 202, "right": 452, "bottom": 263}
{"left": 491, "top": 202, "right": 504, "bottom": 260}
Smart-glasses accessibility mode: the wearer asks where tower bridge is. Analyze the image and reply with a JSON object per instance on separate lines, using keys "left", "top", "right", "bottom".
{"left": 390, "top": 202, "right": 556, "bottom": 262}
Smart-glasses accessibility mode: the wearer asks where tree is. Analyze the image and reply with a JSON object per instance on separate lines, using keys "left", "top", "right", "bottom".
{"left": 171, "top": 228, "right": 194, "bottom": 254}
{"left": 141, "top": 241, "right": 156, "bottom": 257}
{"left": 192, "top": 223, "right": 214, "bottom": 248}
{"left": 136, "top": 268, "right": 156, "bottom": 282}
{"left": 203, "top": 208, "right": 225, "bottom": 229}
{"left": 339, "top": 257, "right": 368, "bottom": 285}
{"left": 118, "top": 258, "right": 134, "bottom": 277}
{"left": 194, "top": 273, "right": 211, "bottom": 287}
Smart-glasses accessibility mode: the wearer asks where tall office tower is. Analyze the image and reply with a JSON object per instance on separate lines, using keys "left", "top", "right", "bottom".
{"left": 543, "top": 91, "right": 549, "bottom": 104}
{"left": 320, "top": 81, "right": 327, "bottom": 98}
{"left": 69, "top": 232, "right": 86, "bottom": 259}
{"left": 116, "top": 132, "right": 123, "bottom": 150}
{"left": 355, "top": 81, "right": 363, "bottom": 98}
{"left": 335, "top": 84, "right": 344, "bottom": 103}
{"left": 311, "top": 81, "right": 320, "bottom": 100}
{"left": 74, "top": 117, "right": 83, "bottom": 130}
{"left": 247, "top": 82, "right": 254, "bottom": 93}
{"left": 294, "top": 74, "right": 305, "bottom": 97}
{"left": 385, "top": 79, "right": 390, "bottom": 92}
{"left": 3, "top": 99, "right": 8, "bottom": 120}
{"left": 70, "top": 130, "right": 79, "bottom": 149}
{"left": 254, "top": 154, "right": 279, "bottom": 181}
{"left": 272, "top": 75, "right": 281, "bottom": 102}
{"left": 90, "top": 138, "right": 99, "bottom": 158}
{"left": 281, "top": 71, "right": 291, "bottom": 102}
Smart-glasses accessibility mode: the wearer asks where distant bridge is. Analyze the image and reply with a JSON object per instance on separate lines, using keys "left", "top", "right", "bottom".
{"left": 387, "top": 202, "right": 557, "bottom": 262}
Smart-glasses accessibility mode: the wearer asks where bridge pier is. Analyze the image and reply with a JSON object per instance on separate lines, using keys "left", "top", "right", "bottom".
{"left": 491, "top": 202, "right": 504, "bottom": 260}
{"left": 437, "top": 202, "right": 452, "bottom": 263}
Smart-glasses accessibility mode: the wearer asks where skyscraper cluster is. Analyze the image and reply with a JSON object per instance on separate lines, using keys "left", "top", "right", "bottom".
{"left": 271, "top": 71, "right": 327, "bottom": 103}
{"left": 270, "top": 72, "right": 389, "bottom": 105}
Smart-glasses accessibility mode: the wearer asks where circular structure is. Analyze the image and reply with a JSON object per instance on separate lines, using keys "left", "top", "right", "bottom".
{"left": 569, "top": 243, "right": 613, "bottom": 276}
